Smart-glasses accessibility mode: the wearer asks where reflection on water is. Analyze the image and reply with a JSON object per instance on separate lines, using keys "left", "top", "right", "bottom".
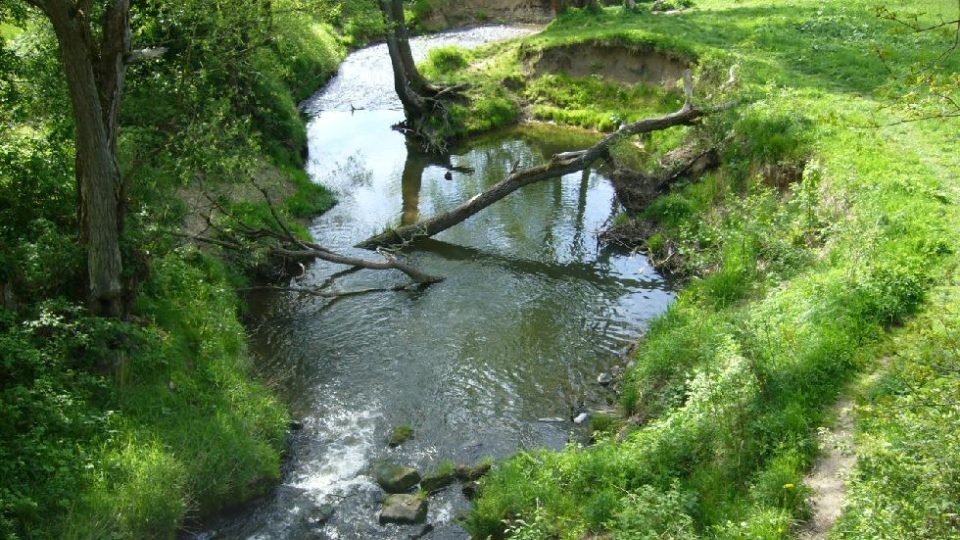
{"left": 196, "top": 26, "right": 674, "bottom": 540}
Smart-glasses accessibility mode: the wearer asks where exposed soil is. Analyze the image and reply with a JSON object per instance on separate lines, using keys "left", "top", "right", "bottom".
{"left": 530, "top": 42, "right": 691, "bottom": 86}
{"left": 798, "top": 399, "right": 857, "bottom": 539}
{"left": 425, "top": 0, "right": 554, "bottom": 27}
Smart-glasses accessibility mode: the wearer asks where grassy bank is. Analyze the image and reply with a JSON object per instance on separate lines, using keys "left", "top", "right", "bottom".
{"left": 453, "top": 2, "right": 960, "bottom": 539}
{"left": 0, "top": 1, "right": 387, "bottom": 536}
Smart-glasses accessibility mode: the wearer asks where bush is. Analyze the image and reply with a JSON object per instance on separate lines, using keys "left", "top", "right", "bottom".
{"left": 427, "top": 46, "right": 469, "bottom": 75}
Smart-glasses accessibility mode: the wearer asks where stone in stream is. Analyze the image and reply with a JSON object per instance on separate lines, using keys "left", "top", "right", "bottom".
{"left": 597, "top": 372, "right": 614, "bottom": 386}
{"left": 455, "top": 462, "right": 492, "bottom": 482}
{"left": 388, "top": 425, "right": 415, "bottom": 447}
{"left": 379, "top": 494, "right": 428, "bottom": 525}
{"left": 538, "top": 416, "right": 566, "bottom": 423}
{"left": 373, "top": 462, "right": 421, "bottom": 493}
{"left": 420, "top": 470, "right": 457, "bottom": 493}
{"left": 573, "top": 412, "right": 590, "bottom": 424}
{"left": 304, "top": 503, "right": 335, "bottom": 526}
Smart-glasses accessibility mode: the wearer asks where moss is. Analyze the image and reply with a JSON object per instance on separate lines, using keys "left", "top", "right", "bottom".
{"left": 388, "top": 424, "right": 415, "bottom": 447}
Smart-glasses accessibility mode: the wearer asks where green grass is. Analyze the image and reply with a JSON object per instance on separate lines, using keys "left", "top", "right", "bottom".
{"left": 465, "top": 2, "right": 960, "bottom": 539}
{"left": 836, "top": 268, "right": 960, "bottom": 539}
{"left": 0, "top": 5, "right": 349, "bottom": 538}
{"left": 0, "top": 253, "right": 289, "bottom": 539}
{"left": 72, "top": 252, "right": 289, "bottom": 538}
{"left": 420, "top": 32, "right": 687, "bottom": 135}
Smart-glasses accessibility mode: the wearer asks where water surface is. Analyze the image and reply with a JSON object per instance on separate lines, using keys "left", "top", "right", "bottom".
{"left": 198, "top": 26, "right": 674, "bottom": 540}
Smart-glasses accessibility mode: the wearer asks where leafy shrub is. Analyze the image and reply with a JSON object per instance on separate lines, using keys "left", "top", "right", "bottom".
{"left": 611, "top": 484, "right": 697, "bottom": 539}
{"left": 427, "top": 46, "right": 469, "bottom": 75}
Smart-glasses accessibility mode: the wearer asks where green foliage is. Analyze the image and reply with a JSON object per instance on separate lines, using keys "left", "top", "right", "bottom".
{"left": 0, "top": 1, "right": 360, "bottom": 537}
{"left": 836, "top": 264, "right": 960, "bottom": 539}
{"left": 610, "top": 483, "right": 697, "bottom": 539}
{"left": 339, "top": 3, "right": 387, "bottom": 47}
{"left": 0, "top": 125, "right": 83, "bottom": 303}
{"left": 426, "top": 46, "right": 469, "bottom": 75}
{"left": 467, "top": 2, "right": 960, "bottom": 538}
{"left": 410, "top": 0, "right": 436, "bottom": 24}
{"left": 284, "top": 167, "right": 338, "bottom": 218}
{"left": 466, "top": 95, "right": 521, "bottom": 133}
{"left": 0, "top": 303, "right": 123, "bottom": 538}
{"left": 0, "top": 252, "right": 289, "bottom": 539}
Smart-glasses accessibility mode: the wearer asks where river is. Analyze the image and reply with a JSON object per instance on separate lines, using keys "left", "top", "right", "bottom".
{"left": 195, "top": 26, "right": 674, "bottom": 540}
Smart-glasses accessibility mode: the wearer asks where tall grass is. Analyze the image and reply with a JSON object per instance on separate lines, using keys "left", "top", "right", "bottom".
{"left": 464, "top": 1, "right": 960, "bottom": 538}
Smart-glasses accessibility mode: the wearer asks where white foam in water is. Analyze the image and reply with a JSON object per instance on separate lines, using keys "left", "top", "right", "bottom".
{"left": 291, "top": 406, "right": 381, "bottom": 502}
{"left": 429, "top": 499, "right": 455, "bottom": 524}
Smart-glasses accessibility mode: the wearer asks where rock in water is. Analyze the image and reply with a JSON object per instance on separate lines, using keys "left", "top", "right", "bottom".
{"left": 379, "top": 494, "right": 428, "bottom": 525}
{"left": 420, "top": 470, "right": 456, "bottom": 492}
{"left": 388, "top": 425, "right": 414, "bottom": 447}
{"left": 374, "top": 462, "right": 421, "bottom": 493}
{"left": 455, "top": 462, "right": 492, "bottom": 482}
{"left": 597, "top": 372, "right": 614, "bottom": 386}
{"left": 461, "top": 481, "right": 481, "bottom": 500}
{"left": 573, "top": 412, "right": 590, "bottom": 424}
{"left": 305, "top": 503, "right": 335, "bottom": 526}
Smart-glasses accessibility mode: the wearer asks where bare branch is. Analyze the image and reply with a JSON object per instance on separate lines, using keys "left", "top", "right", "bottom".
{"left": 358, "top": 69, "right": 738, "bottom": 249}
{"left": 239, "top": 282, "right": 424, "bottom": 299}
{"left": 170, "top": 178, "right": 444, "bottom": 291}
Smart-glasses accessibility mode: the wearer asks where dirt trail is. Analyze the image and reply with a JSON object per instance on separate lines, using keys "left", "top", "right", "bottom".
{"left": 798, "top": 399, "right": 857, "bottom": 539}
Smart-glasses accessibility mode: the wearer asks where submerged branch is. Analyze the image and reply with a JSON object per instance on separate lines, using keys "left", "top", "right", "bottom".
{"left": 239, "top": 282, "right": 425, "bottom": 299}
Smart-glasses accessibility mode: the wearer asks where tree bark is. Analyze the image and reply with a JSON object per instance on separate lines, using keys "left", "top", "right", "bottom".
{"left": 31, "top": 0, "right": 131, "bottom": 316}
{"left": 380, "top": 0, "right": 428, "bottom": 118}
{"left": 385, "top": 0, "right": 431, "bottom": 94}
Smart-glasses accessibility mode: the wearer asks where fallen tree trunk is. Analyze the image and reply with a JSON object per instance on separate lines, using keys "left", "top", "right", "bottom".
{"left": 358, "top": 71, "right": 723, "bottom": 249}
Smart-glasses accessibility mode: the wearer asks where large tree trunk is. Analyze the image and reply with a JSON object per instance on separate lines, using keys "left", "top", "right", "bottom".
{"left": 385, "top": 0, "right": 431, "bottom": 94}
{"left": 378, "top": 0, "right": 468, "bottom": 151}
{"left": 380, "top": 0, "right": 428, "bottom": 118}
{"left": 32, "top": 0, "right": 131, "bottom": 316}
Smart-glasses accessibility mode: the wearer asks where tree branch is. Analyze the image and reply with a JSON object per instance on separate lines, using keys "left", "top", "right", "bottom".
{"left": 171, "top": 180, "right": 444, "bottom": 290}
{"left": 358, "top": 70, "right": 736, "bottom": 249}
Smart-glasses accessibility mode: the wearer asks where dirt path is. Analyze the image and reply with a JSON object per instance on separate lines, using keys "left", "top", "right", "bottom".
{"left": 798, "top": 399, "right": 857, "bottom": 539}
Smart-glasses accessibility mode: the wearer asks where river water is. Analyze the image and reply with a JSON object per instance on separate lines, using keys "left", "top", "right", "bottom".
{"left": 196, "top": 26, "right": 674, "bottom": 540}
